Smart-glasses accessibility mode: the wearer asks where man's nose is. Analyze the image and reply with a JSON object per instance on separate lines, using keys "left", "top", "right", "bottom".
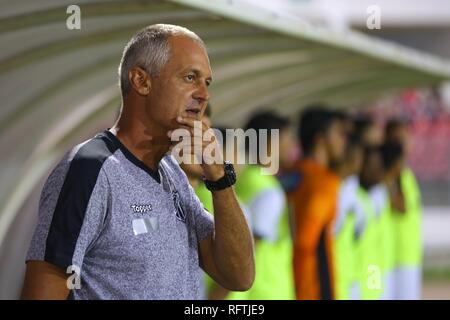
{"left": 193, "top": 82, "right": 210, "bottom": 102}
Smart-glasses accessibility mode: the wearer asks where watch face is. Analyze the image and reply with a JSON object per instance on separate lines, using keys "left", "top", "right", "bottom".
{"left": 224, "top": 162, "right": 236, "bottom": 181}
{"left": 224, "top": 162, "right": 232, "bottom": 173}
{"left": 204, "top": 162, "right": 236, "bottom": 191}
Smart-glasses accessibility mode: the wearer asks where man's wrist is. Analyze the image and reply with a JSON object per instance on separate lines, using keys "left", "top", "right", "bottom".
{"left": 203, "top": 162, "right": 236, "bottom": 191}
{"left": 203, "top": 163, "right": 225, "bottom": 181}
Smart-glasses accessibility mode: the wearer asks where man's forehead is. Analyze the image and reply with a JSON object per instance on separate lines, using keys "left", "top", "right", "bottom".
{"left": 168, "top": 36, "right": 211, "bottom": 74}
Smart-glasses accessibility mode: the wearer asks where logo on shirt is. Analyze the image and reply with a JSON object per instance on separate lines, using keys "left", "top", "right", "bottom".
{"left": 172, "top": 190, "right": 187, "bottom": 223}
{"left": 130, "top": 204, "right": 158, "bottom": 235}
{"left": 130, "top": 204, "right": 153, "bottom": 214}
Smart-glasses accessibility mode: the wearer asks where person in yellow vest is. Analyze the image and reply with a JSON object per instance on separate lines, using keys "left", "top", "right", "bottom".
{"left": 385, "top": 120, "right": 423, "bottom": 300}
{"left": 376, "top": 142, "right": 406, "bottom": 300}
{"left": 333, "top": 133, "right": 365, "bottom": 300}
{"left": 223, "top": 111, "right": 295, "bottom": 300}
{"left": 368, "top": 152, "right": 394, "bottom": 300}
{"left": 200, "top": 111, "right": 294, "bottom": 300}
{"left": 352, "top": 116, "right": 394, "bottom": 299}
{"left": 356, "top": 146, "right": 385, "bottom": 300}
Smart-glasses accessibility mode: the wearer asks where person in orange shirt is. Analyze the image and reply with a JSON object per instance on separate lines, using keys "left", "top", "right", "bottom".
{"left": 287, "top": 107, "right": 347, "bottom": 300}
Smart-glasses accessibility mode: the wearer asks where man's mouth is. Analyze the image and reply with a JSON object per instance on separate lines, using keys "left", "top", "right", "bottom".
{"left": 185, "top": 108, "right": 201, "bottom": 118}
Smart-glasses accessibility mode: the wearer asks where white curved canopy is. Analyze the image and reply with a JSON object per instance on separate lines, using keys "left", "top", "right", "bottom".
{"left": 0, "top": 0, "right": 449, "bottom": 298}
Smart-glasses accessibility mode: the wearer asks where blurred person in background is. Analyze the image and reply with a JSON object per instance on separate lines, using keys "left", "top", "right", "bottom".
{"left": 379, "top": 141, "right": 406, "bottom": 300}
{"left": 278, "top": 119, "right": 300, "bottom": 173}
{"left": 275, "top": 117, "right": 300, "bottom": 242}
{"left": 367, "top": 158, "right": 392, "bottom": 299}
{"left": 352, "top": 115, "right": 395, "bottom": 299}
{"left": 354, "top": 116, "right": 384, "bottom": 147}
{"left": 330, "top": 111, "right": 354, "bottom": 174}
{"left": 226, "top": 111, "right": 295, "bottom": 300}
{"left": 356, "top": 146, "right": 385, "bottom": 300}
{"left": 333, "top": 128, "right": 365, "bottom": 300}
{"left": 287, "top": 106, "right": 346, "bottom": 300}
{"left": 385, "top": 119, "right": 423, "bottom": 300}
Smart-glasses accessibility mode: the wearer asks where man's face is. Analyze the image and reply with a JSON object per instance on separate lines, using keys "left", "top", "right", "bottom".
{"left": 390, "top": 126, "right": 411, "bottom": 155}
{"left": 347, "top": 145, "right": 363, "bottom": 176}
{"left": 145, "top": 36, "right": 212, "bottom": 131}
{"left": 325, "top": 120, "right": 347, "bottom": 164}
{"left": 386, "top": 156, "right": 405, "bottom": 183}
{"left": 363, "top": 123, "right": 384, "bottom": 146}
{"left": 362, "top": 150, "right": 384, "bottom": 187}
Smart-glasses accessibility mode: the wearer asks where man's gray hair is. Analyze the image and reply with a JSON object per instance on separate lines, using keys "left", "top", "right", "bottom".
{"left": 118, "top": 24, "right": 205, "bottom": 96}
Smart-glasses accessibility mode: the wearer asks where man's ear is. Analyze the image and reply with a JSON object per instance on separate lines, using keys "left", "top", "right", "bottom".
{"left": 129, "top": 67, "right": 151, "bottom": 96}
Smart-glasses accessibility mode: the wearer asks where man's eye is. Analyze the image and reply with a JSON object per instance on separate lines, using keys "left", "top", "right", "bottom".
{"left": 185, "top": 74, "right": 195, "bottom": 82}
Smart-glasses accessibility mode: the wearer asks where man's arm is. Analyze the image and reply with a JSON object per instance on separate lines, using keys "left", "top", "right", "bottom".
{"left": 385, "top": 172, "right": 406, "bottom": 213}
{"left": 198, "top": 186, "right": 255, "bottom": 291}
{"left": 21, "top": 261, "right": 69, "bottom": 300}
{"left": 390, "top": 178, "right": 406, "bottom": 213}
{"left": 22, "top": 155, "right": 109, "bottom": 300}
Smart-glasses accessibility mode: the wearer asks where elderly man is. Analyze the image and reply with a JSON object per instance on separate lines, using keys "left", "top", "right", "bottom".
{"left": 21, "top": 24, "right": 254, "bottom": 300}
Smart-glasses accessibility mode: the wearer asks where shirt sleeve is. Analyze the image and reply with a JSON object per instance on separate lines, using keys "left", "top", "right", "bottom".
{"left": 26, "top": 156, "right": 110, "bottom": 272}
{"left": 186, "top": 182, "right": 215, "bottom": 242}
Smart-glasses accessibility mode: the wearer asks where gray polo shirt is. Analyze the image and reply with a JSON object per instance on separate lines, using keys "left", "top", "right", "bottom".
{"left": 26, "top": 130, "right": 215, "bottom": 300}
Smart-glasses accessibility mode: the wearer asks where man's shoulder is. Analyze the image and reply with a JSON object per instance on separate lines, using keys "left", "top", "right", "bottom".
{"left": 45, "top": 132, "right": 116, "bottom": 190}
{"left": 68, "top": 132, "right": 117, "bottom": 167}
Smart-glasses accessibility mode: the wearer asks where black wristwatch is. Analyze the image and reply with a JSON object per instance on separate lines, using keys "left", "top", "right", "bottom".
{"left": 203, "top": 161, "right": 236, "bottom": 191}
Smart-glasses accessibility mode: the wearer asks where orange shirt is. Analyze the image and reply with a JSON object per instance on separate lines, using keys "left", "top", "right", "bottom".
{"left": 287, "top": 158, "right": 339, "bottom": 300}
